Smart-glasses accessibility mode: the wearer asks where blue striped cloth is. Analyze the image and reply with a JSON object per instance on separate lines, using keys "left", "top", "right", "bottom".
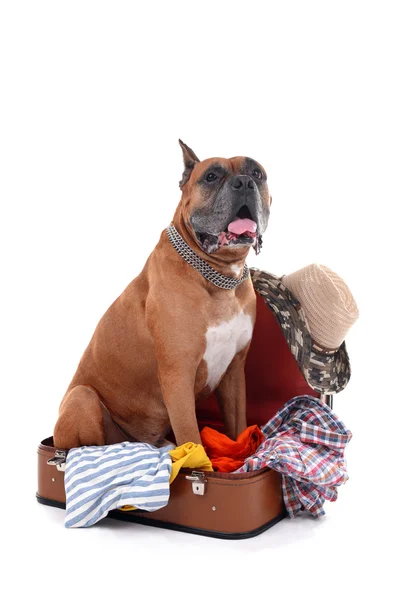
{"left": 64, "top": 441, "right": 173, "bottom": 528}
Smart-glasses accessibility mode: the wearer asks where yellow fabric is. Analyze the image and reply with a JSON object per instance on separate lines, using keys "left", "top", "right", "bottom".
{"left": 169, "top": 442, "right": 213, "bottom": 484}
{"left": 119, "top": 442, "right": 213, "bottom": 511}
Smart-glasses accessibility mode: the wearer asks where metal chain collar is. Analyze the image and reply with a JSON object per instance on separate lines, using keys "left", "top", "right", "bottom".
{"left": 166, "top": 223, "right": 250, "bottom": 290}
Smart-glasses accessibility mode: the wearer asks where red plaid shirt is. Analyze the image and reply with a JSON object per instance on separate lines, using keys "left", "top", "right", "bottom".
{"left": 234, "top": 396, "right": 352, "bottom": 517}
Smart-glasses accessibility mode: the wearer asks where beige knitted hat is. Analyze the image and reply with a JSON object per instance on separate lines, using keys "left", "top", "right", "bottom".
{"left": 281, "top": 264, "right": 359, "bottom": 350}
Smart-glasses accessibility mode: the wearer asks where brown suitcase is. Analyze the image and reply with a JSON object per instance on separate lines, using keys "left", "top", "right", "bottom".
{"left": 37, "top": 437, "right": 286, "bottom": 539}
{"left": 37, "top": 269, "right": 336, "bottom": 539}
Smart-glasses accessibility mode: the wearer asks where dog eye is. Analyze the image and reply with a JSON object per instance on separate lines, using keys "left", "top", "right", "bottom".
{"left": 206, "top": 172, "right": 218, "bottom": 182}
{"left": 252, "top": 169, "right": 262, "bottom": 180}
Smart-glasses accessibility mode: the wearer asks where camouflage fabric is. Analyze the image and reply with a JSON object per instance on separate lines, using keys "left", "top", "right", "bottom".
{"left": 249, "top": 268, "right": 351, "bottom": 394}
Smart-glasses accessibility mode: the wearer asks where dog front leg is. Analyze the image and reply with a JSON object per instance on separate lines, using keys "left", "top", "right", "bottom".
{"left": 146, "top": 297, "right": 205, "bottom": 446}
{"left": 214, "top": 344, "right": 249, "bottom": 440}
{"left": 157, "top": 365, "right": 201, "bottom": 446}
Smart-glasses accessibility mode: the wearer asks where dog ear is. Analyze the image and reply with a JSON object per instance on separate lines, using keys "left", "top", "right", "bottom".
{"left": 179, "top": 139, "right": 200, "bottom": 189}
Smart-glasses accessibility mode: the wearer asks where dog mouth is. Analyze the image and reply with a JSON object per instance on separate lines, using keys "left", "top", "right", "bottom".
{"left": 195, "top": 205, "right": 261, "bottom": 254}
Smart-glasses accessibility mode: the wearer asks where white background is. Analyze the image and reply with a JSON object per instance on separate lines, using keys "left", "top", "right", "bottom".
{"left": 1, "top": 1, "right": 399, "bottom": 598}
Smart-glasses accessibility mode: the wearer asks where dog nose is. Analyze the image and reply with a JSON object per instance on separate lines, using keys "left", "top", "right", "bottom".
{"left": 231, "top": 175, "right": 254, "bottom": 190}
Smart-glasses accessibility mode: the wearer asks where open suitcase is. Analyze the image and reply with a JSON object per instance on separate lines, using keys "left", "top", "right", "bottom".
{"left": 37, "top": 268, "right": 343, "bottom": 539}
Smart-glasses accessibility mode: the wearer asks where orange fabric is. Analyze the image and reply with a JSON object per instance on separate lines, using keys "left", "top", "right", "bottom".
{"left": 200, "top": 424, "right": 265, "bottom": 472}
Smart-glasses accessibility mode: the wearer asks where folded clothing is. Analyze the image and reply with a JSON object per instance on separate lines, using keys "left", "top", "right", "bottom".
{"left": 234, "top": 395, "right": 352, "bottom": 517}
{"left": 64, "top": 441, "right": 213, "bottom": 528}
{"left": 200, "top": 424, "right": 265, "bottom": 472}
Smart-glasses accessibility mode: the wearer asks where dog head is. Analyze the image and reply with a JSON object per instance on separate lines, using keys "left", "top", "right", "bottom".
{"left": 178, "top": 140, "right": 271, "bottom": 255}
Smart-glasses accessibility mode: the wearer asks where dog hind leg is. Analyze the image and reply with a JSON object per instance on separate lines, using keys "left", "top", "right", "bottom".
{"left": 53, "top": 385, "right": 127, "bottom": 449}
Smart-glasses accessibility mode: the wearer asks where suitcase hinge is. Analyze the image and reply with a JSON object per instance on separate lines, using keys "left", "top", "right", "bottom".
{"left": 47, "top": 449, "right": 67, "bottom": 472}
{"left": 185, "top": 471, "right": 207, "bottom": 495}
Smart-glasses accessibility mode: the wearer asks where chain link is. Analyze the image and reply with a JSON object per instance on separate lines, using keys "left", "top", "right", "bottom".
{"left": 166, "top": 223, "right": 249, "bottom": 290}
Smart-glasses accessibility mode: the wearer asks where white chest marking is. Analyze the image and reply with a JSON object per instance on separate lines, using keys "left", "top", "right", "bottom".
{"left": 230, "top": 263, "right": 242, "bottom": 277}
{"left": 203, "top": 310, "right": 253, "bottom": 390}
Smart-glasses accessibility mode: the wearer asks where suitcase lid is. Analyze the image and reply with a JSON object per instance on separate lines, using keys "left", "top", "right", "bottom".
{"left": 197, "top": 291, "right": 319, "bottom": 431}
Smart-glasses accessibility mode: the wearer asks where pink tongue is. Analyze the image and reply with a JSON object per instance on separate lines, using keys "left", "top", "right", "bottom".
{"left": 228, "top": 218, "right": 257, "bottom": 235}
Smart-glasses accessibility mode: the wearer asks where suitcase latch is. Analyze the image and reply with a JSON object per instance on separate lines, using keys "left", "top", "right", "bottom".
{"left": 185, "top": 471, "right": 207, "bottom": 495}
{"left": 47, "top": 450, "right": 67, "bottom": 472}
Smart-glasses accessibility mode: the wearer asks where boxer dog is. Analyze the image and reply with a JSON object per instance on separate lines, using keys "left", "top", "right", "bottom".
{"left": 53, "top": 141, "right": 271, "bottom": 449}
